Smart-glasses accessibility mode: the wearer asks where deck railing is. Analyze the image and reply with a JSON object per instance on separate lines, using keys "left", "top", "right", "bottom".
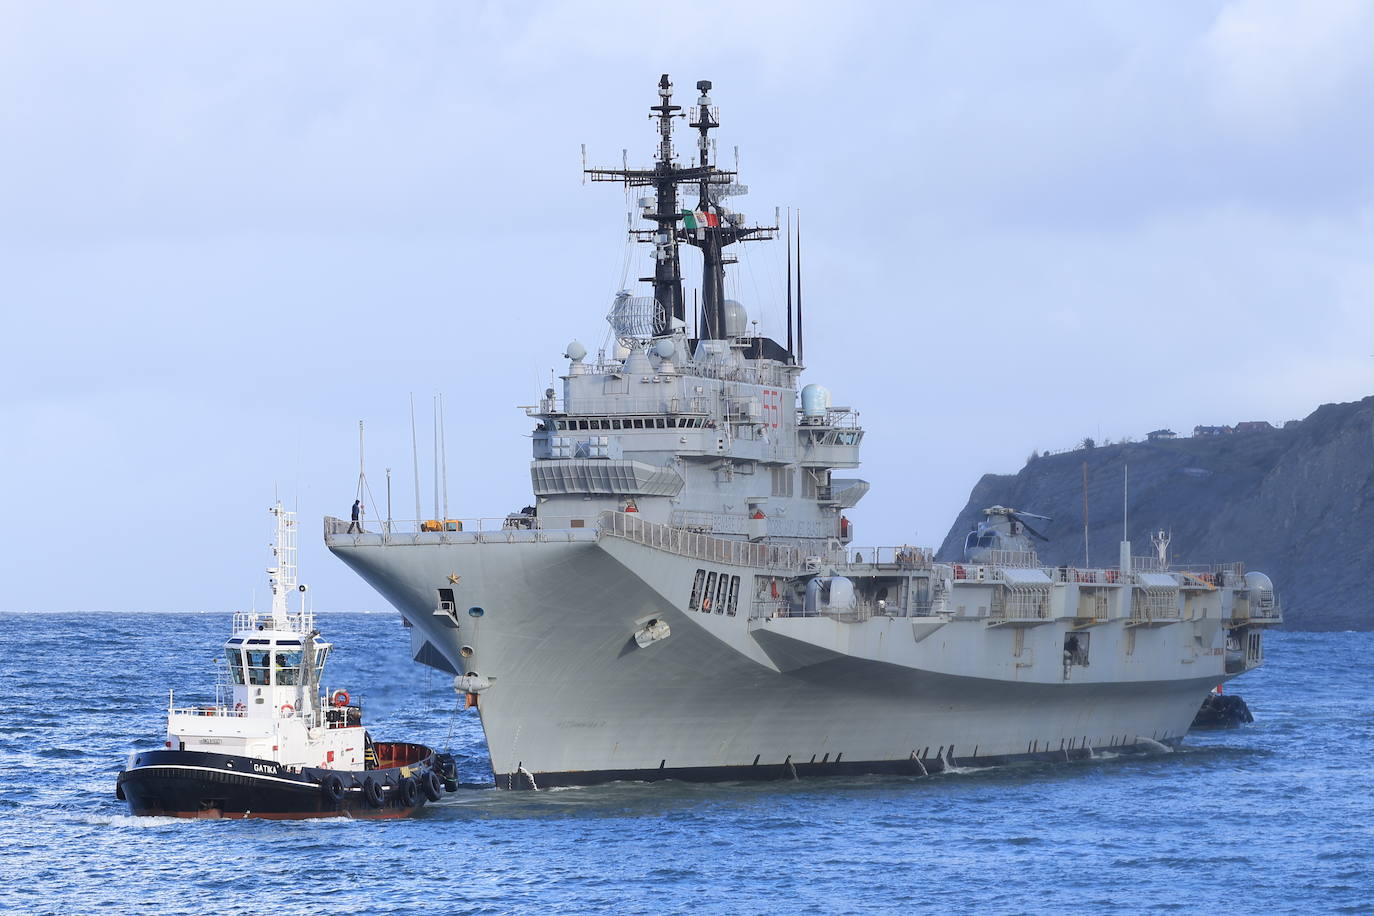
{"left": 325, "top": 516, "right": 600, "bottom": 544}
{"left": 599, "top": 511, "right": 804, "bottom": 570}
{"left": 840, "top": 546, "right": 935, "bottom": 569}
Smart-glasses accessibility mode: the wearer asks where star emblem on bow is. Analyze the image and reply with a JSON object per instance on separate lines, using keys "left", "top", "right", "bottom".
{"left": 447, "top": 573, "right": 461, "bottom": 585}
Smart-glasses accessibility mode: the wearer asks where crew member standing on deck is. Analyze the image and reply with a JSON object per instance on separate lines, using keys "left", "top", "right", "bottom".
{"left": 347, "top": 499, "right": 363, "bottom": 533}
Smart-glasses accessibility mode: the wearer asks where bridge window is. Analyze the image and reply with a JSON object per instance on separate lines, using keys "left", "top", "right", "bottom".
{"left": 245, "top": 649, "right": 272, "bottom": 686}
{"left": 274, "top": 650, "right": 303, "bottom": 686}
{"left": 226, "top": 647, "right": 246, "bottom": 685}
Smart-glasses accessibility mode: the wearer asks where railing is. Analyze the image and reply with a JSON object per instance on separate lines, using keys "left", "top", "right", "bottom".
{"left": 755, "top": 598, "right": 875, "bottom": 623}
{"left": 231, "top": 610, "right": 315, "bottom": 634}
{"left": 1045, "top": 567, "right": 1125, "bottom": 585}
{"left": 1131, "top": 587, "right": 1181, "bottom": 623}
{"left": 325, "top": 516, "right": 601, "bottom": 544}
{"left": 973, "top": 548, "right": 1040, "bottom": 569}
{"left": 170, "top": 704, "right": 245, "bottom": 718}
{"left": 599, "top": 511, "right": 803, "bottom": 570}
{"left": 989, "top": 587, "right": 1051, "bottom": 623}
{"left": 1131, "top": 557, "right": 1245, "bottom": 581}
{"left": 527, "top": 396, "right": 714, "bottom": 418}
{"left": 841, "top": 546, "right": 934, "bottom": 569}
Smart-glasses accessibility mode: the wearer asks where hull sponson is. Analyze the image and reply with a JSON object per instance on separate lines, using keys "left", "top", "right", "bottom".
{"left": 329, "top": 532, "right": 1228, "bottom": 788}
{"left": 116, "top": 749, "right": 434, "bottom": 819}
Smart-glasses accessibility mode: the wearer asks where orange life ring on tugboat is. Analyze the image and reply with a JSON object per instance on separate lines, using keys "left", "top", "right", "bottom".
{"left": 331, "top": 689, "right": 350, "bottom": 708}
{"left": 280, "top": 703, "right": 295, "bottom": 717}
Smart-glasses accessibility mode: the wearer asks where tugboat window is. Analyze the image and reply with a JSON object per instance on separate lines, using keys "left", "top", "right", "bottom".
{"left": 245, "top": 649, "right": 272, "bottom": 686}
{"left": 274, "top": 651, "right": 302, "bottom": 686}
{"left": 226, "top": 647, "right": 246, "bottom": 685}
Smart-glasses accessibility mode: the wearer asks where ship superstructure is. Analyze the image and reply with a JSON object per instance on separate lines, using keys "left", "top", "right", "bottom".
{"left": 326, "top": 76, "right": 1281, "bottom": 789}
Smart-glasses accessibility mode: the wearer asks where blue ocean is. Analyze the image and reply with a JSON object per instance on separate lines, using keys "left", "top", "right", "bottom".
{"left": 1, "top": 613, "right": 1370, "bottom": 915}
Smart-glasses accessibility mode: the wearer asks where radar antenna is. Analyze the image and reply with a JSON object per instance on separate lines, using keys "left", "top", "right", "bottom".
{"left": 586, "top": 75, "right": 776, "bottom": 340}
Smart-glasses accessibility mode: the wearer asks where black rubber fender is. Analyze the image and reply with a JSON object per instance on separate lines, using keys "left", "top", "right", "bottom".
{"left": 320, "top": 773, "right": 345, "bottom": 804}
{"left": 422, "top": 770, "right": 443, "bottom": 802}
{"left": 361, "top": 776, "right": 385, "bottom": 807}
{"left": 397, "top": 776, "right": 420, "bottom": 807}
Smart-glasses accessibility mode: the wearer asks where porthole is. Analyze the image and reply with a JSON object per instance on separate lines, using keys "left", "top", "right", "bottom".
{"left": 468, "top": 607, "right": 485, "bottom": 618}
{"left": 460, "top": 645, "right": 474, "bottom": 658}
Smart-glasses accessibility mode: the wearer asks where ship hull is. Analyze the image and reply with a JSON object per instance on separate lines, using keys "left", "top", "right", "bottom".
{"left": 116, "top": 749, "right": 445, "bottom": 819}
{"left": 329, "top": 530, "right": 1236, "bottom": 789}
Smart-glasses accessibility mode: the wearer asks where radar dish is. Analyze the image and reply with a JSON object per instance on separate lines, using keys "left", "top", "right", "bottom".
{"left": 607, "top": 291, "right": 662, "bottom": 343}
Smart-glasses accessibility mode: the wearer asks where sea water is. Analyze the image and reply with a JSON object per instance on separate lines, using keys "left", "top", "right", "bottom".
{"left": 0, "top": 613, "right": 1370, "bottom": 915}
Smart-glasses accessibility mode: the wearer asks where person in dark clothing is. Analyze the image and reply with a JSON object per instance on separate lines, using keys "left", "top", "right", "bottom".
{"left": 347, "top": 499, "right": 363, "bottom": 533}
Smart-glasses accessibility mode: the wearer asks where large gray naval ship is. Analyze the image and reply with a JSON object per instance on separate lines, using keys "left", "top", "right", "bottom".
{"left": 327, "top": 76, "right": 1281, "bottom": 789}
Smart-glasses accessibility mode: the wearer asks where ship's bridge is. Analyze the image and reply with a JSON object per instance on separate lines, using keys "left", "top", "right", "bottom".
{"left": 223, "top": 632, "right": 329, "bottom": 688}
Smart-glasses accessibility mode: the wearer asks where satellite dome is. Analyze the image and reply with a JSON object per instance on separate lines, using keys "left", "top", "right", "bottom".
{"left": 652, "top": 339, "right": 675, "bottom": 359}
{"left": 722, "top": 300, "right": 748, "bottom": 337}
{"left": 564, "top": 340, "right": 588, "bottom": 362}
{"left": 801, "top": 384, "right": 831, "bottom": 418}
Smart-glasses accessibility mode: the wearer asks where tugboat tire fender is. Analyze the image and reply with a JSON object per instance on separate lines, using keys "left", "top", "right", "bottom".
{"left": 320, "top": 773, "right": 346, "bottom": 804}
{"left": 362, "top": 776, "right": 384, "bottom": 807}
{"left": 398, "top": 777, "right": 420, "bottom": 807}
{"left": 421, "top": 770, "right": 443, "bottom": 802}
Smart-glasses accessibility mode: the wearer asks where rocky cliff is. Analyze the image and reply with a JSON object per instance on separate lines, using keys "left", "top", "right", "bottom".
{"left": 937, "top": 396, "right": 1374, "bottom": 630}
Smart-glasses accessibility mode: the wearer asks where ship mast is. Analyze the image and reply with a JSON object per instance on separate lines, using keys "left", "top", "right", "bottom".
{"left": 268, "top": 501, "right": 297, "bottom": 629}
{"left": 586, "top": 75, "right": 776, "bottom": 341}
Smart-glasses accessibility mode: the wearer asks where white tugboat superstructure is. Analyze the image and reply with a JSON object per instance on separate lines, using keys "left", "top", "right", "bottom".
{"left": 326, "top": 76, "right": 1282, "bottom": 789}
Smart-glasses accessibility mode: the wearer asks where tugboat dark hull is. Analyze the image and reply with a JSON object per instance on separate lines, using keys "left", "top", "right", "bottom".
{"left": 116, "top": 746, "right": 455, "bottom": 820}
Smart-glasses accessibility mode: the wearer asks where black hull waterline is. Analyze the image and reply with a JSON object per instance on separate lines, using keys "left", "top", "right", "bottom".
{"left": 493, "top": 736, "right": 1182, "bottom": 789}
{"left": 116, "top": 749, "right": 451, "bottom": 819}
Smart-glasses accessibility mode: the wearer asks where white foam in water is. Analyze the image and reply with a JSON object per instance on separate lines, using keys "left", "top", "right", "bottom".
{"left": 1135, "top": 736, "right": 1174, "bottom": 754}
{"left": 938, "top": 748, "right": 979, "bottom": 776}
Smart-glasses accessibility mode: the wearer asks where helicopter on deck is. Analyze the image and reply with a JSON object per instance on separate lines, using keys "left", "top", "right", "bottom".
{"left": 962, "top": 505, "right": 1053, "bottom": 563}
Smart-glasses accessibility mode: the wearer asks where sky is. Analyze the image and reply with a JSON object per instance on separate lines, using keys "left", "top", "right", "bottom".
{"left": 5, "top": 0, "right": 1374, "bottom": 611}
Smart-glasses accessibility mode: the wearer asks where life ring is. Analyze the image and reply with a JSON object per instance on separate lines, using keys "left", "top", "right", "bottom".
{"left": 702, "top": 596, "right": 713, "bottom": 611}
{"left": 422, "top": 770, "right": 444, "bottom": 802}
{"left": 397, "top": 776, "right": 420, "bottom": 807}
{"left": 279, "top": 703, "right": 295, "bottom": 717}
{"left": 770, "top": 578, "right": 779, "bottom": 599}
{"left": 233, "top": 702, "right": 245, "bottom": 714}
{"left": 319, "top": 773, "right": 345, "bottom": 804}
{"left": 331, "top": 689, "right": 350, "bottom": 708}
{"left": 361, "top": 776, "right": 384, "bottom": 807}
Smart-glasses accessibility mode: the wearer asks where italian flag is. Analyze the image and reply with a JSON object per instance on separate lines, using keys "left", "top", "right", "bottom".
{"left": 681, "top": 209, "right": 720, "bottom": 229}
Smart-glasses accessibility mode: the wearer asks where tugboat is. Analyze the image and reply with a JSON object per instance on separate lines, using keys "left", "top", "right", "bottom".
{"left": 116, "top": 502, "right": 457, "bottom": 819}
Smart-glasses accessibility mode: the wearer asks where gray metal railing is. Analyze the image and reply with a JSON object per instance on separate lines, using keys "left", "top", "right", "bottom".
{"left": 599, "top": 511, "right": 803, "bottom": 570}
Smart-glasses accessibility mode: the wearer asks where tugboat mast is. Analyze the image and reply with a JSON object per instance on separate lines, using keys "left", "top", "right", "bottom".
{"left": 586, "top": 75, "right": 776, "bottom": 342}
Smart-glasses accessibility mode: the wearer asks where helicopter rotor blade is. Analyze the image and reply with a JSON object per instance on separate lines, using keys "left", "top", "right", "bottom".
{"left": 1014, "top": 516, "right": 1051, "bottom": 541}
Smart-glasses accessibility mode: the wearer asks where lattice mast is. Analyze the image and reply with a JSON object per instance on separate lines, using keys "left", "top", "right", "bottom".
{"left": 586, "top": 75, "right": 776, "bottom": 340}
